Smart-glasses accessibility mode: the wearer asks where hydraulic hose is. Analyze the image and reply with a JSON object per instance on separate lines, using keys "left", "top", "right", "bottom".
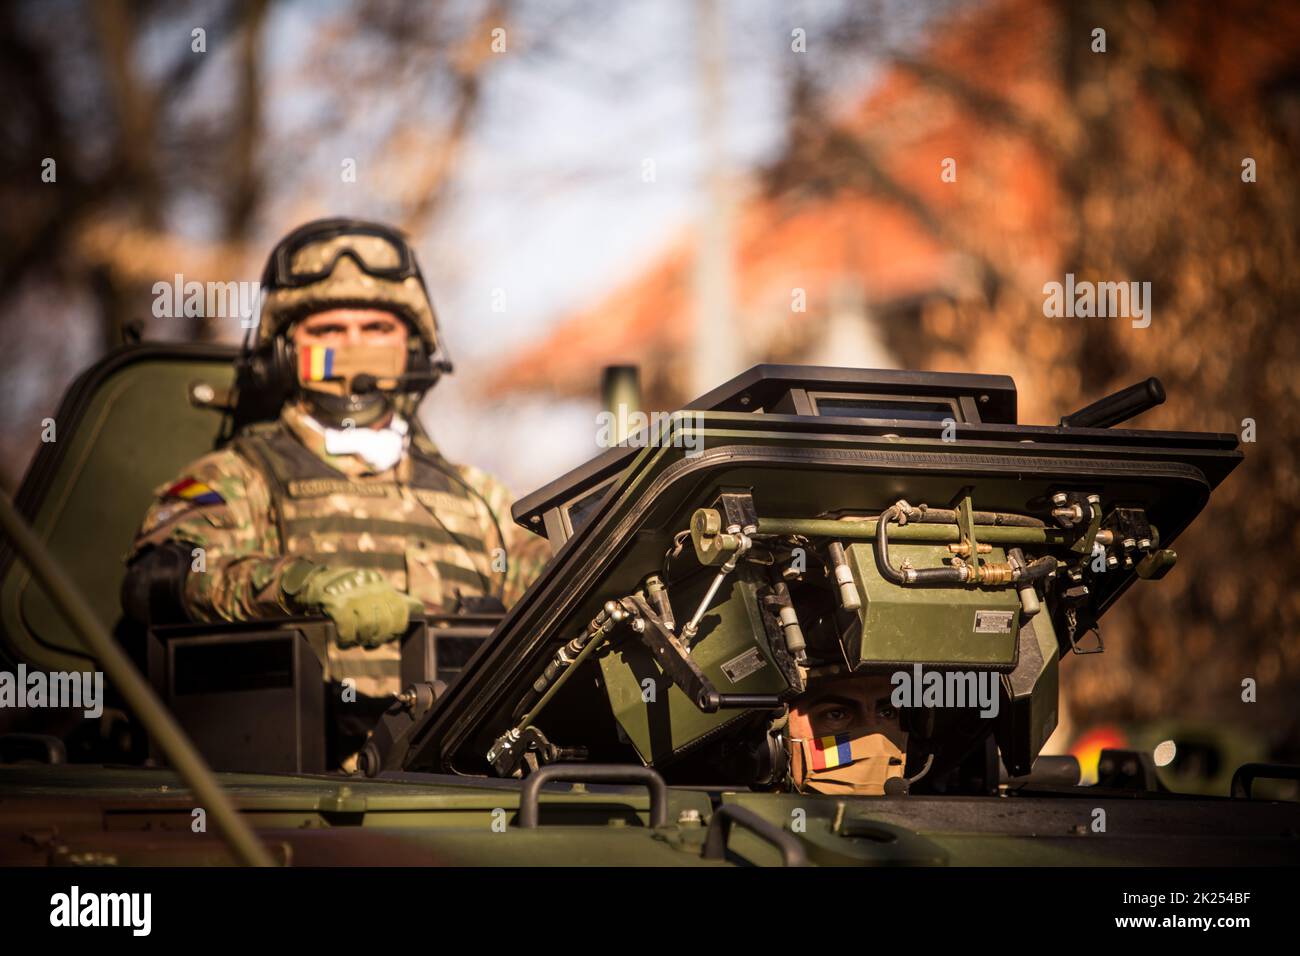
{"left": 875, "top": 503, "right": 1056, "bottom": 587}
{"left": 875, "top": 504, "right": 966, "bottom": 585}
{"left": 1015, "top": 554, "right": 1057, "bottom": 581}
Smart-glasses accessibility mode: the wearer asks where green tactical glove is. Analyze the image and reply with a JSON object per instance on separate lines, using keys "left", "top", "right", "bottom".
{"left": 281, "top": 560, "right": 424, "bottom": 649}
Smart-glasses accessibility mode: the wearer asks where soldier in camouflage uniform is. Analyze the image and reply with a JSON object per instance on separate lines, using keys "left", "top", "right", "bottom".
{"left": 123, "top": 218, "right": 549, "bottom": 750}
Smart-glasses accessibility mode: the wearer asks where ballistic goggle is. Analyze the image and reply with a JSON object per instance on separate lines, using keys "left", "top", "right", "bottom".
{"left": 263, "top": 219, "right": 421, "bottom": 290}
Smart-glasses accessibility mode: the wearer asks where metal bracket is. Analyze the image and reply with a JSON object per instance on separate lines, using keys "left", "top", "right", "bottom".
{"left": 488, "top": 725, "right": 559, "bottom": 779}
{"left": 954, "top": 489, "right": 979, "bottom": 573}
{"left": 629, "top": 593, "right": 721, "bottom": 711}
{"left": 691, "top": 491, "right": 758, "bottom": 566}
{"left": 628, "top": 594, "right": 782, "bottom": 714}
{"left": 358, "top": 681, "right": 442, "bottom": 777}
{"left": 1075, "top": 495, "right": 1104, "bottom": 554}
{"left": 1136, "top": 548, "right": 1177, "bottom": 580}
{"left": 718, "top": 492, "right": 759, "bottom": 534}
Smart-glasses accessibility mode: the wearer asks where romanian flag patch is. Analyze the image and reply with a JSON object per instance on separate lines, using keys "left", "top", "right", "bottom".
{"left": 299, "top": 345, "right": 336, "bottom": 382}
{"left": 809, "top": 734, "right": 855, "bottom": 771}
{"left": 163, "top": 477, "right": 225, "bottom": 506}
{"left": 807, "top": 732, "right": 904, "bottom": 771}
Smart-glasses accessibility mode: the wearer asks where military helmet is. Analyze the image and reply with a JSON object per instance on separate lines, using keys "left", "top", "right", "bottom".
{"left": 237, "top": 218, "right": 451, "bottom": 425}
{"left": 256, "top": 217, "right": 440, "bottom": 353}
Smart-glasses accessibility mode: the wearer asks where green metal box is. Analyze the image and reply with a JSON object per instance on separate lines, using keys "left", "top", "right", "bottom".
{"left": 843, "top": 542, "right": 1021, "bottom": 668}
{"left": 598, "top": 568, "right": 790, "bottom": 765}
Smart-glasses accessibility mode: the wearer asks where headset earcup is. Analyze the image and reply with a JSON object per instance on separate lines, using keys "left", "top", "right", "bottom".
{"left": 233, "top": 337, "right": 295, "bottom": 425}
{"left": 245, "top": 338, "right": 296, "bottom": 402}
{"left": 275, "top": 337, "right": 297, "bottom": 391}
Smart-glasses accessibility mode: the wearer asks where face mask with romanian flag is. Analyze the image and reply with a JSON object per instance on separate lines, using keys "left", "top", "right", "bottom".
{"left": 295, "top": 342, "right": 408, "bottom": 398}
{"left": 787, "top": 707, "right": 908, "bottom": 796}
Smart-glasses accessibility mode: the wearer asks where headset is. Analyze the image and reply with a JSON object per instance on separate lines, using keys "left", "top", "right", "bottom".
{"left": 236, "top": 328, "right": 452, "bottom": 412}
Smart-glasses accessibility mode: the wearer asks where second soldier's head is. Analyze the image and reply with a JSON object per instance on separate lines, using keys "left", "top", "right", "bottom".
{"left": 786, "top": 671, "right": 909, "bottom": 797}
{"left": 249, "top": 217, "right": 449, "bottom": 428}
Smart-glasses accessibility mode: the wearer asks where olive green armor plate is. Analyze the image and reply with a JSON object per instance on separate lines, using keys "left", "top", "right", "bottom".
{"left": 0, "top": 344, "right": 238, "bottom": 671}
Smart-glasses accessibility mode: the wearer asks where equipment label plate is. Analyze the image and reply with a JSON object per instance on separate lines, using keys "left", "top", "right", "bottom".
{"left": 721, "top": 647, "right": 767, "bottom": 684}
{"left": 974, "top": 610, "right": 1015, "bottom": 634}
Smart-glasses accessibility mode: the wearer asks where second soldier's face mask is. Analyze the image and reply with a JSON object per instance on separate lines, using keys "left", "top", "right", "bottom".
{"left": 786, "top": 677, "right": 908, "bottom": 796}
{"left": 787, "top": 725, "right": 908, "bottom": 796}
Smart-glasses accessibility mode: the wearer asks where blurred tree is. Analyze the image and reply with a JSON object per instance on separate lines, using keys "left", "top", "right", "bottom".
{"left": 0, "top": 0, "right": 510, "bottom": 490}
{"left": 785, "top": 0, "right": 1300, "bottom": 748}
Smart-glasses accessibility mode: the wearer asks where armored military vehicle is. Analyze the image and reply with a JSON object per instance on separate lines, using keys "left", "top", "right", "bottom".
{"left": 1, "top": 347, "right": 1297, "bottom": 866}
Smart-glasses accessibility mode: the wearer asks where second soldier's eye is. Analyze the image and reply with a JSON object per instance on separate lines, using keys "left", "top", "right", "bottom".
{"left": 814, "top": 705, "right": 852, "bottom": 729}
{"left": 875, "top": 700, "right": 897, "bottom": 720}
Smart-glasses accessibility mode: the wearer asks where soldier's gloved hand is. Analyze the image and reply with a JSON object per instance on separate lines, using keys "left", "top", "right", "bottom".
{"left": 282, "top": 560, "right": 424, "bottom": 648}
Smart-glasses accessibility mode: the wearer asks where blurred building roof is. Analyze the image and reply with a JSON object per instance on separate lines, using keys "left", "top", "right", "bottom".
{"left": 482, "top": 0, "right": 1293, "bottom": 403}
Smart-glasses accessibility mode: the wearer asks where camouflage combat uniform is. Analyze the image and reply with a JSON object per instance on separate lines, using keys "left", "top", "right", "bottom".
{"left": 130, "top": 400, "right": 550, "bottom": 697}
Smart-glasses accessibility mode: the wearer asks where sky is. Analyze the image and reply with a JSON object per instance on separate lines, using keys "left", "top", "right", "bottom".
{"left": 404, "top": 0, "right": 934, "bottom": 496}
{"left": 420, "top": 0, "right": 808, "bottom": 495}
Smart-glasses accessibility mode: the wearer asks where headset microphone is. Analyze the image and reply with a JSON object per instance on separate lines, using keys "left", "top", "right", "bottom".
{"left": 352, "top": 367, "right": 449, "bottom": 395}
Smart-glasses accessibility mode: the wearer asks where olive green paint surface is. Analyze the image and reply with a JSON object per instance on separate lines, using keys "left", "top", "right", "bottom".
{"left": 2, "top": 765, "right": 1296, "bottom": 867}
{"left": 599, "top": 568, "right": 790, "bottom": 765}
{"left": 1, "top": 353, "right": 234, "bottom": 670}
{"left": 844, "top": 542, "right": 1020, "bottom": 667}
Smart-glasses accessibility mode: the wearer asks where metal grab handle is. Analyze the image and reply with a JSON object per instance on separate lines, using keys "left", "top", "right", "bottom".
{"left": 703, "top": 804, "right": 809, "bottom": 867}
{"left": 517, "top": 764, "right": 670, "bottom": 828}
{"left": 1230, "top": 762, "right": 1300, "bottom": 799}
